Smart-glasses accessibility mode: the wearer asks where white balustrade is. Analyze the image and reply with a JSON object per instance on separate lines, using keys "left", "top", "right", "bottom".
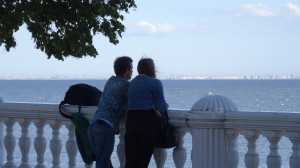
{"left": 1, "top": 95, "right": 300, "bottom": 167}
{"left": 0, "top": 121, "right": 4, "bottom": 167}
{"left": 65, "top": 124, "right": 77, "bottom": 168}
{"left": 117, "top": 121, "right": 126, "bottom": 168}
{"left": 263, "top": 130, "right": 282, "bottom": 168}
{"left": 242, "top": 129, "right": 260, "bottom": 168}
{"left": 172, "top": 127, "right": 187, "bottom": 168}
{"left": 19, "top": 119, "right": 31, "bottom": 168}
{"left": 286, "top": 131, "right": 300, "bottom": 168}
{"left": 0, "top": 95, "right": 3, "bottom": 167}
{"left": 225, "top": 129, "right": 239, "bottom": 168}
{"left": 34, "top": 120, "right": 47, "bottom": 168}
{"left": 3, "top": 119, "right": 17, "bottom": 167}
{"left": 153, "top": 148, "right": 167, "bottom": 168}
{"left": 50, "top": 121, "right": 62, "bottom": 168}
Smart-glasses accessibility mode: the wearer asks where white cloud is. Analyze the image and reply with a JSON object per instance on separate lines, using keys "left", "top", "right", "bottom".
{"left": 286, "top": 3, "right": 300, "bottom": 16}
{"left": 238, "top": 3, "right": 276, "bottom": 17}
{"left": 137, "top": 20, "right": 175, "bottom": 34}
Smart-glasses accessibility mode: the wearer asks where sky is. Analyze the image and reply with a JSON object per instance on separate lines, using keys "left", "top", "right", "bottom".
{"left": 1, "top": 0, "right": 300, "bottom": 79}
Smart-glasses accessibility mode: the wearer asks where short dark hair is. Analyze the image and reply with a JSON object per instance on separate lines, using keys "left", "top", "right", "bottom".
{"left": 137, "top": 58, "right": 156, "bottom": 78}
{"left": 114, "top": 56, "right": 133, "bottom": 76}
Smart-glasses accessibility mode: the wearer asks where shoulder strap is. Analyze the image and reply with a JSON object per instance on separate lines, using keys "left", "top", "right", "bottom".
{"left": 59, "top": 101, "right": 73, "bottom": 119}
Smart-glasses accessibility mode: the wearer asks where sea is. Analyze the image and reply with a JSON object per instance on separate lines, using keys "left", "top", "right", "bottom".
{"left": 1, "top": 79, "right": 300, "bottom": 168}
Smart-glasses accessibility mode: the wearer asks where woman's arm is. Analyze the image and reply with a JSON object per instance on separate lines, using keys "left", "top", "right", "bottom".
{"left": 154, "top": 79, "right": 169, "bottom": 113}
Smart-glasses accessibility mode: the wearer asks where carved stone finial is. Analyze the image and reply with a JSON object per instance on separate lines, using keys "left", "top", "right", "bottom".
{"left": 191, "top": 94, "right": 238, "bottom": 112}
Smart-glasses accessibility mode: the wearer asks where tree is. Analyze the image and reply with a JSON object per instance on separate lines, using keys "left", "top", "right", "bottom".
{"left": 0, "top": 0, "right": 136, "bottom": 60}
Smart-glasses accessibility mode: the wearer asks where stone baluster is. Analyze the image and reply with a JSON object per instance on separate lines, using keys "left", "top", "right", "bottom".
{"left": 0, "top": 121, "right": 4, "bottom": 167}
{"left": 226, "top": 129, "right": 239, "bottom": 168}
{"left": 50, "top": 122, "right": 62, "bottom": 168}
{"left": 19, "top": 119, "right": 32, "bottom": 168}
{"left": 34, "top": 120, "right": 47, "bottom": 168}
{"left": 117, "top": 121, "right": 126, "bottom": 168}
{"left": 263, "top": 130, "right": 282, "bottom": 168}
{"left": 85, "top": 163, "right": 93, "bottom": 168}
{"left": 0, "top": 98, "right": 3, "bottom": 167}
{"left": 173, "top": 127, "right": 187, "bottom": 168}
{"left": 286, "top": 131, "right": 300, "bottom": 168}
{"left": 242, "top": 130, "right": 260, "bottom": 168}
{"left": 3, "top": 119, "right": 16, "bottom": 168}
{"left": 153, "top": 148, "right": 167, "bottom": 168}
{"left": 66, "top": 124, "right": 77, "bottom": 168}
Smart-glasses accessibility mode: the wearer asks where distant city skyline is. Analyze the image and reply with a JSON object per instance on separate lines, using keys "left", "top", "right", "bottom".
{"left": 1, "top": 1, "right": 300, "bottom": 79}
{"left": 0, "top": 74, "right": 297, "bottom": 80}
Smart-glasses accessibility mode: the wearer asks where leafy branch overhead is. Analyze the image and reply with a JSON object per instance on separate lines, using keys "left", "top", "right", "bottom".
{"left": 0, "top": 0, "right": 136, "bottom": 60}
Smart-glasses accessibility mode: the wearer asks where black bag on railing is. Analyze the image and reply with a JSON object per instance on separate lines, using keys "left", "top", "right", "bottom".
{"left": 58, "top": 83, "right": 102, "bottom": 165}
{"left": 156, "top": 111, "right": 178, "bottom": 149}
{"left": 59, "top": 83, "right": 102, "bottom": 119}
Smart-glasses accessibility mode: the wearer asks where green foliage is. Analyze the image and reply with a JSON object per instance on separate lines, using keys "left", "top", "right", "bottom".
{"left": 0, "top": 0, "right": 136, "bottom": 60}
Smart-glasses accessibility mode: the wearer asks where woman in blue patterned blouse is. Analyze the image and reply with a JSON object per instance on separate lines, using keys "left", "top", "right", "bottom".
{"left": 88, "top": 56, "right": 133, "bottom": 168}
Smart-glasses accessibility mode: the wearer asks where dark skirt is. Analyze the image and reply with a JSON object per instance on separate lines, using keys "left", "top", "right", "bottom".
{"left": 125, "top": 109, "right": 160, "bottom": 168}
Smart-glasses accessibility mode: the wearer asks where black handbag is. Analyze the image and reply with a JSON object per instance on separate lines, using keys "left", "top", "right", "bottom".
{"left": 156, "top": 111, "right": 178, "bottom": 148}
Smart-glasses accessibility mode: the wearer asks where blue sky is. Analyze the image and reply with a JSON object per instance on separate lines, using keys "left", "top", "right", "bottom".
{"left": 1, "top": 1, "right": 300, "bottom": 79}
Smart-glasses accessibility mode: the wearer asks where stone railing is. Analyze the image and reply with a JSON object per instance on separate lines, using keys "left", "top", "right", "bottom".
{"left": 1, "top": 95, "right": 300, "bottom": 168}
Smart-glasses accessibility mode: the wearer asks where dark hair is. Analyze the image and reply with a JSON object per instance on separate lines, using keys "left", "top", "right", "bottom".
{"left": 114, "top": 56, "right": 133, "bottom": 76}
{"left": 137, "top": 58, "right": 156, "bottom": 78}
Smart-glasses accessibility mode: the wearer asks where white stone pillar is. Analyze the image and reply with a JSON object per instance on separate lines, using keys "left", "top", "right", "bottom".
{"left": 173, "top": 127, "right": 187, "bottom": 168}
{"left": 50, "top": 121, "right": 62, "bottom": 168}
{"left": 153, "top": 148, "right": 167, "bottom": 168}
{"left": 226, "top": 129, "right": 239, "bottom": 168}
{"left": 186, "top": 94, "right": 238, "bottom": 168}
{"left": 0, "top": 97, "right": 3, "bottom": 167}
{"left": 19, "top": 119, "right": 32, "bottom": 168}
{"left": 242, "top": 129, "right": 260, "bottom": 168}
{"left": 286, "top": 131, "right": 300, "bottom": 168}
{"left": 0, "top": 121, "right": 4, "bottom": 167}
{"left": 34, "top": 119, "right": 47, "bottom": 168}
{"left": 3, "top": 119, "right": 17, "bottom": 168}
{"left": 117, "top": 120, "right": 126, "bottom": 168}
{"left": 66, "top": 123, "right": 77, "bottom": 168}
{"left": 263, "top": 130, "right": 283, "bottom": 168}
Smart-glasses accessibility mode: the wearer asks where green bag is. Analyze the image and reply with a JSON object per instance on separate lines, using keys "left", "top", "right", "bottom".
{"left": 58, "top": 83, "right": 101, "bottom": 165}
{"left": 71, "top": 112, "right": 96, "bottom": 165}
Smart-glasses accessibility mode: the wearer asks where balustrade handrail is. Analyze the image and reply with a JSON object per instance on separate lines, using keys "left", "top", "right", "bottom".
{"left": 225, "top": 111, "right": 300, "bottom": 131}
{"left": 2, "top": 102, "right": 300, "bottom": 128}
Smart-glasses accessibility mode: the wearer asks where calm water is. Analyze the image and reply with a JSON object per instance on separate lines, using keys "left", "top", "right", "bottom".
{"left": 1, "top": 79, "right": 300, "bottom": 167}
{"left": 1, "top": 79, "right": 300, "bottom": 111}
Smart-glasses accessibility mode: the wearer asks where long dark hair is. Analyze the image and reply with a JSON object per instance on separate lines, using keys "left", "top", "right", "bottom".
{"left": 137, "top": 58, "right": 156, "bottom": 78}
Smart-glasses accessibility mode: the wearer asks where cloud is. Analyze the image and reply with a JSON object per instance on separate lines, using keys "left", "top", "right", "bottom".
{"left": 137, "top": 20, "right": 175, "bottom": 34}
{"left": 286, "top": 3, "right": 300, "bottom": 16}
{"left": 238, "top": 3, "right": 276, "bottom": 17}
